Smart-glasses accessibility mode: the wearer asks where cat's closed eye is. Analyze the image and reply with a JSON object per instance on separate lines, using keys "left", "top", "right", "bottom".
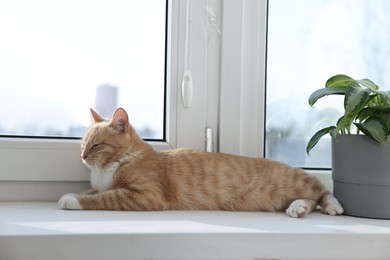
{"left": 91, "top": 143, "right": 102, "bottom": 150}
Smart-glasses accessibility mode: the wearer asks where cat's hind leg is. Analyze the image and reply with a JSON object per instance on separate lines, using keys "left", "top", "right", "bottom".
{"left": 286, "top": 199, "right": 317, "bottom": 218}
{"left": 319, "top": 193, "right": 344, "bottom": 216}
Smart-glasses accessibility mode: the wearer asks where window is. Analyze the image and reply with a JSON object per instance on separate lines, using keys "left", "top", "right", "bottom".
{"left": 0, "top": 0, "right": 166, "bottom": 139}
{"left": 265, "top": 0, "right": 390, "bottom": 168}
{"left": 0, "top": 0, "right": 176, "bottom": 186}
{"left": 10, "top": 0, "right": 386, "bottom": 190}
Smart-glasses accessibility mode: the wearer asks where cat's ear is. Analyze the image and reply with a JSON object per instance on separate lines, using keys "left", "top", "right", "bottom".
{"left": 111, "top": 107, "right": 129, "bottom": 132}
{"left": 90, "top": 108, "right": 105, "bottom": 123}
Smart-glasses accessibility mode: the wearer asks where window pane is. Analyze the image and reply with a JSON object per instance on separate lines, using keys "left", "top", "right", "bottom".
{"left": 266, "top": 0, "right": 390, "bottom": 168}
{"left": 0, "top": 0, "right": 166, "bottom": 139}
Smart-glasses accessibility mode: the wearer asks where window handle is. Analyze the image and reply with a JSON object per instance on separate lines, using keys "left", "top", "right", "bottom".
{"left": 181, "top": 70, "right": 193, "bottom": 108}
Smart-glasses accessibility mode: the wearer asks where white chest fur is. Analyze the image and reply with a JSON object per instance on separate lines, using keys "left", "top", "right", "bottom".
{"left": 90, "top": 162, "right": 119, "bottom": 192}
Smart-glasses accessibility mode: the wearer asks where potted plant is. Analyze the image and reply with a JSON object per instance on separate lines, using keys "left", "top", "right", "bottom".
{"left": 306, "top": 74, "right": 390, "bottom": 219}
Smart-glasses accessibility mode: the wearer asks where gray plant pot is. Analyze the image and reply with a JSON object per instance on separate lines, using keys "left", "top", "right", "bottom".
{"left": 332, "top": 134, "right": 390, "bottom": 219}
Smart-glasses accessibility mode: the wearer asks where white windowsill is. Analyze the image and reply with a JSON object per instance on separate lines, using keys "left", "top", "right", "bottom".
{"left": 1, "top": 202, "right": 390, "bottom": 260}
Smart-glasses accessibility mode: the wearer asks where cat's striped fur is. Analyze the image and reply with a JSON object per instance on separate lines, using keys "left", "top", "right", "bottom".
{"left": 58, "top": 108, "right": 343, "bottom": 218}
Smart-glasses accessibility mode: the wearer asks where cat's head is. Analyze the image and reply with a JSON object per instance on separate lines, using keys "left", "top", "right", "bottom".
{"left": 81, "top": 107, "right": 138, "bottom": 169}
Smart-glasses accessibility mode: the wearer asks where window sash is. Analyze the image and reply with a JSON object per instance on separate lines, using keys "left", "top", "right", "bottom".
{"left": 219, "top": 0, "right": 267, "bottom": 158}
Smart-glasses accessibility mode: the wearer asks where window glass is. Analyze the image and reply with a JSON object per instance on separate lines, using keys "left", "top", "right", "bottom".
{"left": 0, "top": 0, "right": 166, "bottom": 139}
{"left": 266, "top": 0, "right": 390, "bottom": 168}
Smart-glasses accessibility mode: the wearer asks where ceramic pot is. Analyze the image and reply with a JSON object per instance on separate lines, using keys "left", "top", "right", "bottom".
{"left": 332, "top": 134, "right": 390, "bottom": 219}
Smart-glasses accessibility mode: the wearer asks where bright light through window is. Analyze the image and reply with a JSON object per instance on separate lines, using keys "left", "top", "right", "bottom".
{"left": 266, "top": 0, "right": 390, "bottom": 168}
{"left": 0, "top": 0, "right": 166, "bottom": 139}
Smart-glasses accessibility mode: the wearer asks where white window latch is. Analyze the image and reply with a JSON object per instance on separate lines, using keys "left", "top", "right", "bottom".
{"left": 205, "top": 127, "right": 213, "bottom": 152}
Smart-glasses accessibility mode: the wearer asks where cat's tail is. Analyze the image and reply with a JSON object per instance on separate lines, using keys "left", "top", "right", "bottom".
{"left": 319, "top": 192, "right": 344, "bottom": 216}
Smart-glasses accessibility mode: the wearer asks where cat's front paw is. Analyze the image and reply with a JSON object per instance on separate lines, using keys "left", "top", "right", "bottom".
{"left": 58, "top": 193, "right": 82, "bottom": 210}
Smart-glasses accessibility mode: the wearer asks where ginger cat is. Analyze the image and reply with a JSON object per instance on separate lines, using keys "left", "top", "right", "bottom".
{"left": 58, "top": 108, "right": 343, "bottom": 218}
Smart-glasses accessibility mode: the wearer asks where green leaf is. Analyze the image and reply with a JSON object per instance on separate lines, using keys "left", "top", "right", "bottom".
{"left": 344, "top": 82, "right": 371, "bottom": 114}
{"left": 326, "top": 74, "right": 355, "bottom": 88}
{"left": 335, "top": 115, "right": 355, "bottom": 133}
{"left": 357, "top": 107, "right": 390, "bottom": 135}
{"left": 306, "top": 126, "right": 336, "bottom": 155}
{"left": 357, "top": 107, "right": 376, "bottom": 122}
{"left": 376, "top": 113, "right": 390, "bottom": 135}
{"left": 374, "top": 90, "right": 390, "bottom": 106}
{"left": 357, "top": 79, "right": 379, "bottom": 90}
{"left": 367, "top": 94, "right": 381, "bottom": 107}
{"left": 354, "top": 117, "right": 388, "bottom": 144}
{"left": 329, "top": 127, "right": 338, "bottom": 138}
{"left": 308, "top": 87, "right": 346, "bottom": 107}
{"left": 357, "top": 107, "right": 390, "bottom": 122}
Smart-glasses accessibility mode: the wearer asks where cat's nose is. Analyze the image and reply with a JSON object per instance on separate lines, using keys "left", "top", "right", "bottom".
{"left": 81, "top": 152, "right": 88, "bottom": 160}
